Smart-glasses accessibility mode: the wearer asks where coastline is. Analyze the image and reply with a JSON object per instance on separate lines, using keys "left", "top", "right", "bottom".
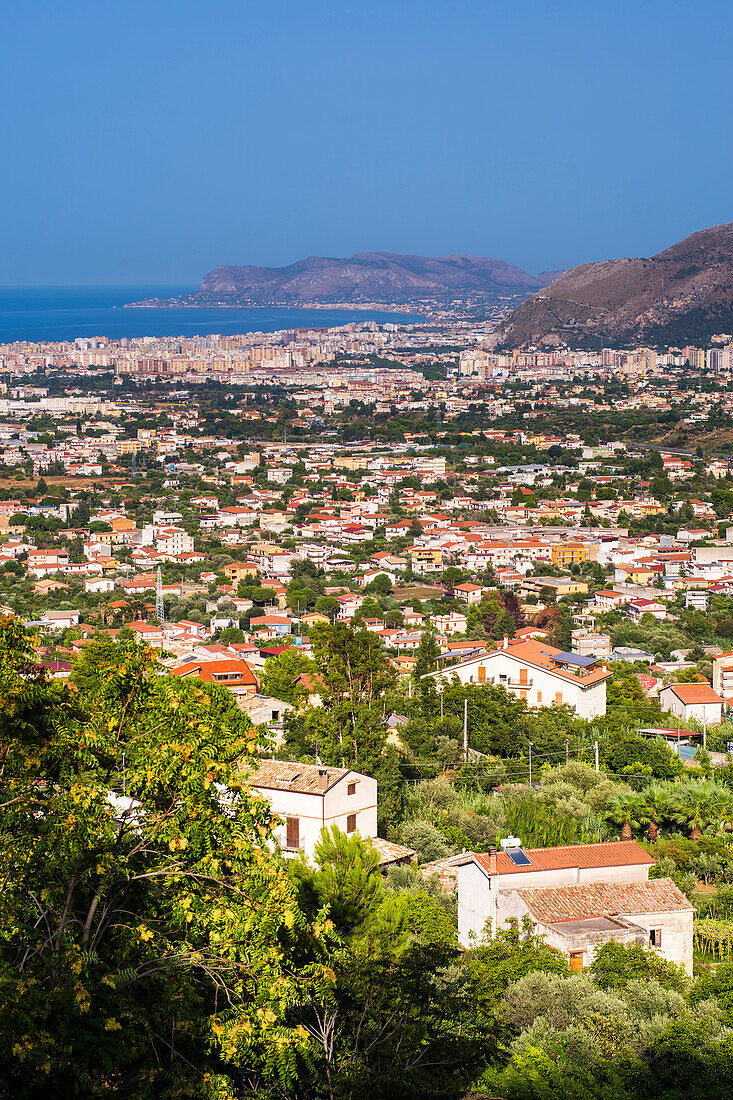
{"left": 124, "top": 298, "right": 430, "bottom": 314}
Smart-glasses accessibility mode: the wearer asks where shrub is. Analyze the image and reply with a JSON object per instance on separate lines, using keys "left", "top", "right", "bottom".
{"left": 400, "top": 820, "right": 457, "bottom": 864}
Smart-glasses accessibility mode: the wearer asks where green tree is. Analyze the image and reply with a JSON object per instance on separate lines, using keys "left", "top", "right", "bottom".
{"left": 0, "top": 619, "right": 326, "bottom": 1097}
{"left": 283, "top": 623, "right": 396, "bottom": 774}
{"left": 605, "top": 789, "right": 651, "bottom": 840}
{"left": 260, "top": 647, "right": 315, "bottom": 705}
{"left": 668, "top": 779, "right": 726, "bottom": 840}
{"left": 413, "top": 628, "right": 441, "bottom": 680}
{"left": 591, "top": 940, "right": 690, "bottom": 995}
{"left": 291, "top": 830, "right": 490, "bottom": 1099}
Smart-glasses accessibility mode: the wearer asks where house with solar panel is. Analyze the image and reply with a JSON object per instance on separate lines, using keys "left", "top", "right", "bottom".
{"left": 421, "top": 636, "right": 610, "bottom": 719}
{"left": 456, "top": 837, "right": 693, "bottom": 973}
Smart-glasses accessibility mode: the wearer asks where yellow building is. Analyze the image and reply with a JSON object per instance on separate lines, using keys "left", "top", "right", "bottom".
{"left": 551, "top": 543, "right": 587, "bottom": 567}
{"left": 409, "top": 546, "right": 443, "bottom": 574}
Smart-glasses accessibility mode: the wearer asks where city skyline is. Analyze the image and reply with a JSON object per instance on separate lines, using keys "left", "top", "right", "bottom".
{"left": 2, "top": 0, "right": 731, "bottom": 285}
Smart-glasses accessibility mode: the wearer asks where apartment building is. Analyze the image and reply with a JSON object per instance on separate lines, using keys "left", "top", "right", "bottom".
{"left": 423, "top": 637, "right": 610, "bottom": 719}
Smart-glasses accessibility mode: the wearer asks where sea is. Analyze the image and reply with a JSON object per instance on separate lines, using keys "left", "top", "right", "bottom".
{"left": 0, "top": 286, "right": 422, "bottom": 344}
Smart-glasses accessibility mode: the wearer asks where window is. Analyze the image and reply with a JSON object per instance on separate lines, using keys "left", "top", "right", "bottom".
{"left": 286, "top": 817, "right": 299, "bottom": 850}
{"left": 347, "top": 781, "right": 356, "bottom": 796}
{"left": 650, "top": 928, "right": 662, "bottom": 948}
{"left": 478, "top": 665, "right": 486, "bottom": 683}
{"left": 346, "top": 813, "right": 356, "bottom": 834}
{"left": 537, "top": 690, "right": 542, "bottom": 704}
{"left": 555, "top": 691, "right": 563, "bottom": 706}
{"left": 569, "top": 951, "right": 584, "bottom": 971}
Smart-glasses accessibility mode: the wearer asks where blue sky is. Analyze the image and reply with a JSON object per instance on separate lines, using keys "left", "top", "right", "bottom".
{"left": 1, "top": 0, "right": 731, "bottom": 284}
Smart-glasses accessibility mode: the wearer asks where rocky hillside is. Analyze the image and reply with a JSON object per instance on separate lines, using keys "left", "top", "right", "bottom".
{"left": 130, "top": 252, "right": 542, "bottom": 308}
{"left": 498, "top": 223, "right": 733, "bottom": 347}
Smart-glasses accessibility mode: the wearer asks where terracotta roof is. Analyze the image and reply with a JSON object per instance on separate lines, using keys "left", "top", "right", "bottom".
{"left": 664, "top": 683, "right": 723, "bottom": 705}
{"left": 517, "top": 878, "right": 693, "bottom": 924}
{"left": 434, "top": 638, "right": 611, "bottom": 688}
{"left": 369, "top": 837, "right": 416, "bottom": 866}
{"left": 171, "top": 659, "right": 257, "bottom": 687}
{"left": 246, "top": 759, "right": 352, "bottom": 795}
{"left": 473, "top": 840, "right": 654, "bottom": 878}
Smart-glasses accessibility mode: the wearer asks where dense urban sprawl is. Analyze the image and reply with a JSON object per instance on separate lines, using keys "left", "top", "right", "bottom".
{"left": 7, "top": 317, "right": 733, "bottom": 1097}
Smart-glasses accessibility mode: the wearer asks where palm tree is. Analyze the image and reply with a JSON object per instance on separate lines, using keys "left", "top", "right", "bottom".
{"left": 606, "top": 790, "right": 650, "bottom": 840}
{"left": 668, "top": 780, "right": 724, "bottom": 840}
{"left": 714, "top": 785, "right": 733, "bottom": 834}
{"left": 125, "top": 596, "right": 151, "bottom": 623}
{"left": 644, "top": 783, "right": 676, "bottom": 842}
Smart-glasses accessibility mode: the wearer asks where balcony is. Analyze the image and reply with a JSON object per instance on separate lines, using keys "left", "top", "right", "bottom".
{"left": 507, "top": 677, "right": 533, "bottom": 688}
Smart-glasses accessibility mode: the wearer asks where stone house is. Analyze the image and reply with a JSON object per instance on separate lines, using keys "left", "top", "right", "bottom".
{"left": 456, "top": 839, "right": 693, "bottom": 973}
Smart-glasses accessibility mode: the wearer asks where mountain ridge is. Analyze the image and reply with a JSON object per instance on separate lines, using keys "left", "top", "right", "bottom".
{"left": 128, "top": 252, "right": 544, "bottom": 308}
{"left": 498, "top": 223, "right": 733, "bottom": 347}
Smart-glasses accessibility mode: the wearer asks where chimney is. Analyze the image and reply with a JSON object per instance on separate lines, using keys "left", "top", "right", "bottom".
{"left": 503, "top": 634, "right": 509, "bottom": 649}
{"left": 487, "top": 845, "right": 498, "bottom": 937}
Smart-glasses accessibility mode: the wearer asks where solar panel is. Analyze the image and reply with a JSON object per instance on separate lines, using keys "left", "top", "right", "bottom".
{"left": 506, "top": 848, "right": 532, "bottom": 866}
{"left": 553, "top": 651, "right": 596, "bottom": 668}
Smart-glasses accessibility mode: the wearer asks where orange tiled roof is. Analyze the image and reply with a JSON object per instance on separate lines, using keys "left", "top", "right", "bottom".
{"left": 473, "top": 840, "right": 654, "bottom": 878}
{"left": 488, "top": 638, "right": 611, "bottom": 687}
{"left": 171, "top": 659, "right": 257, "bottom": 686}
{"left": 665, "top": 683, "right": 722, "bottom": 704}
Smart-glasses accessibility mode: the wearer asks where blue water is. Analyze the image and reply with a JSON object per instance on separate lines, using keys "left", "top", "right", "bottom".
{"left": 0, "top": 286, "right": 421, "bottom": 343}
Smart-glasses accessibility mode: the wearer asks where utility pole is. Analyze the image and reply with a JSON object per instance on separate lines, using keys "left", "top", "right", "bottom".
{"left": 565, "top": 738, "right": 570, "bottom": 766}
{"left": 594, "top": 740, "right": 600, "bottom": 773}
{"left": 463, "top": 698, "right": 468, "bottom": 761}
{"left": 528, "top": 740, "right": 533, "bottom": 786}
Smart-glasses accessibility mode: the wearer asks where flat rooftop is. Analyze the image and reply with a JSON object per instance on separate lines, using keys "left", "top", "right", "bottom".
{"left": 549, "top": 916, "right": 628, "bottom": 935}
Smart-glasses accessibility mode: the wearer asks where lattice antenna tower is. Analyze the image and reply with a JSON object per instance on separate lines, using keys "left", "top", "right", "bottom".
{"left": 156, "top": 566, "right": 165, "bottom": 623}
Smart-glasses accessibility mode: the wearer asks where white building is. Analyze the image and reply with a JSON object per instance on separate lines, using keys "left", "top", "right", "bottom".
{"left": 456, "top": 840, "right": 693, "bottom": 973}
{"left": 432, "top": 611, "right": 468, "bottom": 635}
{"left": 85, "top": 577, "right": 115, "bottom": 594}
{"left": 423, "top": 637, "right": 609, "bottom": 719}
{"left": 40, "top": 609, "right": 82, "bottom": 630}
{"left": 247, "top": 760, "right": 378, "bottom": 863}
{"left": 155, "top": 526, "right": 194, "bottom": 556}
{"left": 658, "top": 683, "right": 723, "bottom": 725}
{"left": 713, "top": 652, "right": 733, "bottom": 703}
{"left": 571, "top": 630, "right": 611, "bottom": 660}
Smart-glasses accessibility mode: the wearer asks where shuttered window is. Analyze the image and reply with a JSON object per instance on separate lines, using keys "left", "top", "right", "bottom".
{"left": 347, "top": 782, "right": 356, "bottom": 796}
{"left": 346, "top": 813, "right": 357, "bottom": 834}
{"left": 569, "top": 951, "right": 583, "bottom": 970}
{"left": 286, "top": 817, "right": 299, "bottom": 850}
